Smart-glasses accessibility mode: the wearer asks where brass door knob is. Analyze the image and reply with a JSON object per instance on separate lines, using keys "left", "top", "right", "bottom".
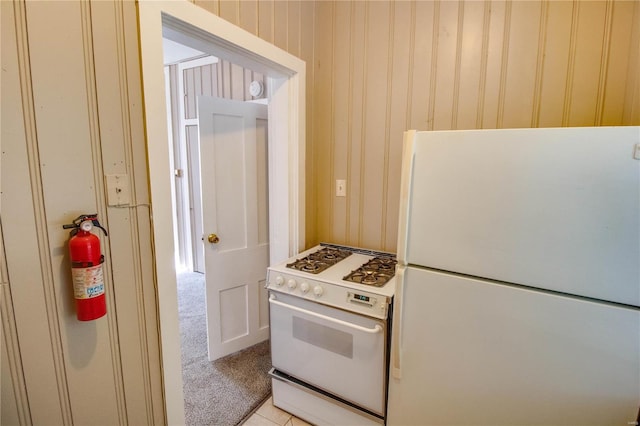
{"left": 207, "top": 233, "right": 220, "bottom": 244}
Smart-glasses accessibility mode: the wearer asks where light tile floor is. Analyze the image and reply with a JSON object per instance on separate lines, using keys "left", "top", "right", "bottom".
{"left": 243, "top": 396, "right": 312, "bottom": 426}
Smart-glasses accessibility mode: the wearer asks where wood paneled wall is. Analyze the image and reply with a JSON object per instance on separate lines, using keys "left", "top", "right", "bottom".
{"left": 1, "top": 1, "right": 637, "bottom": 423}
{"left": 182, "top": 60, "right": 266, "bottom": 119}
{"left": 196, "top": 0, "right": 639, "bottom": 253}
{"left": 2, "top": 1, "right": 164, "bottom": 423}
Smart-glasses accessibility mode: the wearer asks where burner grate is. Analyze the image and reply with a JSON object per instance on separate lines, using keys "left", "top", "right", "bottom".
{"left": 286, "top": 247, "right": 352, "bottom": 274}
{"left": 343, "top": 256, "right": 398, "bottom": 287}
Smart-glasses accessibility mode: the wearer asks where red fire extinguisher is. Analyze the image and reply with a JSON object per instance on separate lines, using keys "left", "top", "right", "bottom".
{"left": 63, "top": 214, "right": 108, "bottom": 321}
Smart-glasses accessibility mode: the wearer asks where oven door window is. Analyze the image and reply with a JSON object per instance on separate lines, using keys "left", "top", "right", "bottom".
{"left": 292, "top": 316, "right": 353, "bottom": 358}
{"left": 269, "top": 292, "right": 386, "bottom": 415}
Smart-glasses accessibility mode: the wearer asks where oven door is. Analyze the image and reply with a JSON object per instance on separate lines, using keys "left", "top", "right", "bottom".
{"left": 269, "top": 291, "right": 387, "bottom": 415}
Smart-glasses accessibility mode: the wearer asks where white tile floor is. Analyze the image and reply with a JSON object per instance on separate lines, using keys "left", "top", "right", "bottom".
{"left": 243, "top": 397, "right": 312, "bottom": 426}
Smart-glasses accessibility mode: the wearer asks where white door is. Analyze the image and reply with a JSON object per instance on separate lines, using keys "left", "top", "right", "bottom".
{"left": 198, "top": 95, "right": 270, "bottom": 361}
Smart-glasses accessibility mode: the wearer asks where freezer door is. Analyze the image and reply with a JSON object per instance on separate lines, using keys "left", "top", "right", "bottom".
{"left": 387, "top": 266, "right": 640, "bottom": 425}
{"left": 397, "top": 127, "right": 640, "bottom": 306}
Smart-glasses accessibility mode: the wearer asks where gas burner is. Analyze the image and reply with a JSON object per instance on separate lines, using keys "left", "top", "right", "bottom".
{"left": 366, "top": 257, "right": 396, "bottom": 272}
{"left": 286, "top": 247, "right": 352, "bottom": 274}
{"left": 343, "top": 256, "right": 397, "bottom": 287}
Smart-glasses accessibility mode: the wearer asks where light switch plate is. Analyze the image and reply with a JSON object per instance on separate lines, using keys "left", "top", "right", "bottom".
{"left": 106, "top": 174, "right": 131, "bottom": 206}
{"left": 336, "top": 179, "right": 346, "bottom": 197}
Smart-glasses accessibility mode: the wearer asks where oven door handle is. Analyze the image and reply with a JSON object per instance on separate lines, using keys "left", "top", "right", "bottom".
{"left": 269, "top": 295, "right": 383, "bottom": 334}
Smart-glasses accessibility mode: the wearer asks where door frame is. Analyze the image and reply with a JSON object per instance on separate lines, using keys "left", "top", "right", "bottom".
{"left": 137, "top": 2, "right": 306, "bottom": 424}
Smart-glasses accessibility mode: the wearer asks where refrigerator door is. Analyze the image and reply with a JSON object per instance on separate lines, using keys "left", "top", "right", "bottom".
{"left": 388, "top": 266, "right": 640, "bottom": 425}
{"left": 397, "top": 127, "right": 640, "bottom": 306}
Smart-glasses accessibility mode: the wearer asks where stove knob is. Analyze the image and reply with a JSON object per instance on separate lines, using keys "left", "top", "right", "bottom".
{"left": 300, "top": 282, "right": 310, "bottom": 294}
{"left": 275, "top": 276, "right": 284, "bottom": 286}
{"left": 287, "top": 279, "right": 297, "bottom": 289}
{"left": 313, "top": 285, "right": 324, "bottom": 297}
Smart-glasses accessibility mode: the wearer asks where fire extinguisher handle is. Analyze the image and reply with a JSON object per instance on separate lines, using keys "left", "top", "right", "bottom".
{"left": 62, "top": 214, "right": 109, "bottom": 237}
{"left": 92, "top": 221, "right": 108, "bottom": 237}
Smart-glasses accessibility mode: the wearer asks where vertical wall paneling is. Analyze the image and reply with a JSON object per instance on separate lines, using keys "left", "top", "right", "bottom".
{"left": 184, "top": 68, "right": 195, "bottom": 118}
{"left": 475, "top": 1, "right": 492, "bottom": 128}
{"left": 303, "top": 0, "right": 638, "bottom": 252}
{"left": 27, "top": 0, "right": 122, "bottom": 421}
{"left": 313, "top": 1, "right": 334, "bottom": 241}
{"left": 625, "top": 1, "right": 640, "bottom": 124}
{"left": 122, "top": 0, "right": 166, "bottom": 418}
{"left": 384, "top": 1, "right": 413, "bottom": 251}
{"left": 537, "top": 1, "right": 573, "bottom": 128}
{"left": 332, "top": 1, "right": 351, "bottom": 244}
{"left": 451, "top": 1, "right": 465, "bottom": 130}
{"left": 501, "top": 1, "right": 541, "bottom": 128}
{"left": 80, "top": 1, "right": 129, "bottom": 423}
{"left": 1, "top": 2, "right": 36, "bottom": 422}
{"left": 0, "top": 276, "right": 25, "bottom": 426}
{"left": 409, "top": 1, "right": 436, "bottom": 131}
{"left": 426, "top": 1, "right": 440, "bottom": 130}
{"left": 360, "top": 1, "right": 391, "bottom": 249}
{"left": 379, "top": 2, "right": 395, "bottom": 250}
{"left": 231, "top": 63, "right": 245, "bottom": 100}
{"left": 194, "top": 66, "right": 204, "bottom": 105}
{"left": 300, "top": 0, "right": 317, "bottom": 246}
{"left": 594, "top": 0, "right": 614, "bottom": 125}
{"left": 194, "top": 0, "right": 220, "bottom": 16}
{"left": 202, "top": 64, "right": 213, "bottom": 96}
{"left": 239, "top": 0, "right": 258, "bottom": 34}
{"left": 346, "top": 1, "right": 366, "bottom": 247}
{"left": 481, "top": 0, "right": 507, "bottom": 128}
{"left": 221, "top": 60, "right": 232, "bottom": 98}
{"left": 432, "top": 1, "right": 458, "bottom": 130}
{"left": 258, "top": 0, "right": 274, "bottom": 44}
{"left": 601, "top": 0, "right": 633, "bottom": 125}
{"left": 274, "top": 1, "right": 288, "bottom": 51}
{"left": 456, "top": 0, "right": 485, "bottom": 130}
{"left": 495, "top": 0, "right": 512, "bottom": 128}
{"left": 91, "top": 0, "right": 163, "bottom": 423}
{"left": 219, "top": 1, "right": 239, "bottom": 26}
{"left": 3, "top": 3, "right": 639, "bottom": 421}
{"left": 9, "top": 1, "right": 73, "bottom": 423}
{"left": 531, "top": 1, "right": 549, "bottom": 128}
{"left": 569, "top": 1, "right": 608, "bottom": 126}
{"left": 562, "top": 1, "right": 580, "bottom": 126}
{"left": 287, "top": 1, "right": 301, "bottom": 57}
{"left": 3, "top": 1, "right": 164, "bottom": 424}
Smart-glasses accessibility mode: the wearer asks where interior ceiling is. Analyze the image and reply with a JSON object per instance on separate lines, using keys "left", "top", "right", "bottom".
{"left": 163, "top": 37, "right": 212, "bottom": 65}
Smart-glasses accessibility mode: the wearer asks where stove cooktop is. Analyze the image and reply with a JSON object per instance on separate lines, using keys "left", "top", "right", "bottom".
{"left": 285, "top": 244, "right": 397, "bottom": 285}
{"left": 286, "top": 246, "right": 353, "bottom": 274}
{"left": 268, "top": 243, "right": 397, "bottom": 318}
{"left": 342, "top": 256, "right": 397, "bottom": 287}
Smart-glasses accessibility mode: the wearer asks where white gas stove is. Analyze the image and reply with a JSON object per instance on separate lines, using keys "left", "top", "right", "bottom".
{"left": 266, "top": 243, "right": 396, "bottom": 319}
{"left": 267, "top": 243, "right": 396, "bottom": 425}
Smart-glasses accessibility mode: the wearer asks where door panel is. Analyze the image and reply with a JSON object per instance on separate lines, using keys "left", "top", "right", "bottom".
{"left": 198, "top": 96, "right": 269, "bottom": 361}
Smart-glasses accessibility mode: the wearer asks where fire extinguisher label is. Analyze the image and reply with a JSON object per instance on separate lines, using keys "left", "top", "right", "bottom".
{"left": 72, "top": 265, "right": 105, "bottom": 299}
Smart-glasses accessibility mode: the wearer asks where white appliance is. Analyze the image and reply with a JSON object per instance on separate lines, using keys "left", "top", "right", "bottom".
{"left": 388, "top": 127, "right": 640, "bottom": 425}
{"left": 266, "top": 244, "right": 397, "bottom": 425}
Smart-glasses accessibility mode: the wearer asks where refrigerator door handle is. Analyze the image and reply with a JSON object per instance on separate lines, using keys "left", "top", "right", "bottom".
{"left": 391, "top": 265, "right": 406, "bottom": 379}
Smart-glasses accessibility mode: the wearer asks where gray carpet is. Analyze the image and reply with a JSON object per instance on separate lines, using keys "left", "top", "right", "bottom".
{"left": 178, "top": 271, "right": 272, "bottom": 426}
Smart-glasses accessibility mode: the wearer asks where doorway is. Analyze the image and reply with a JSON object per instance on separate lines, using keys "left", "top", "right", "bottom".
{"left": 137, "top": 2, "right": 306, "bottom": 424}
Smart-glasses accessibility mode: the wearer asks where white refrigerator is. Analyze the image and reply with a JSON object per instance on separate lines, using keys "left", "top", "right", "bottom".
{"left": 388, "top": 127, "right": 640, "bottom": 425}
